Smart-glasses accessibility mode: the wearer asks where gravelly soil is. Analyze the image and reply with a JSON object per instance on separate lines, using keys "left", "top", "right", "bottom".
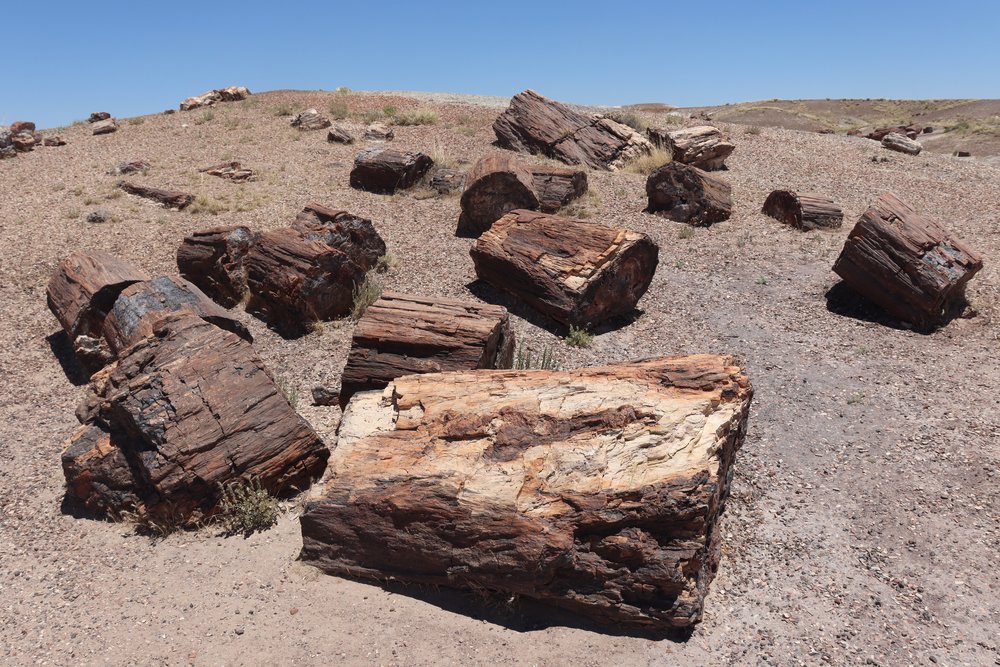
{"left": 1, "top": 90, "right": 999, "bottom": 666}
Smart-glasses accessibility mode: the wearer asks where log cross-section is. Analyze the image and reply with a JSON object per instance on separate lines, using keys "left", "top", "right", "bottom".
{"left": 458, "top": 154, "right": 539, "bottom": 237}
{"left": 645, "top": 162, "right": 732, "bottom": 226}
{"left": 176, "top": 226, "right": 258, "bottom": 308}
{"left": 761, "top": 190, "right": 843, "bottom": 230}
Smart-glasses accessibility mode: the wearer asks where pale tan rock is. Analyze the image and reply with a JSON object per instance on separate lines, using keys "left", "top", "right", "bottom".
{"left": 649, "top": 125, "right": 734, "bottom": 171}
{"left": 881, "top": 132, "right": 922, "bottom": 156}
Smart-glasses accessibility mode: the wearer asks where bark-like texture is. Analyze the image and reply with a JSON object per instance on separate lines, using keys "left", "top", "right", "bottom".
{"left": 300, "top": 355, "right": 753, "bottom": 631}
{"left": 88, "top": 112, "right": 111, "bottom": 123}
{"left": 179, "top": 86, "right": 250, "bottom": 111}
{"left": 493, "top": 90, "right": 653, "bottom": 171}
{"left": 65, "top": 315, "right": 328, "bottom": 523}
{"left": 349, "top": 147, "right": 433, "bottom": 194}
{"left": 881, "top": 133, "right": 922, "bottom": 156}
{"left": 867, "top": 125, "right": 921, "bottom": 141}
{"left": 471, "top": 209, "right": 658, "bottom": 327}
{"left": 176, "top": 226, "right": 258, "bottom": 308}
{"left": 339, "top": 291, "right": 515, "bottom": 406}
{"left": 290, "top": 109, "right": 332, "bottom": 131}
{"left": 92, "top": 119, "right": 118, "bottom": 135}
{"left": 648, "top": 125, "right": 735, "bottom": 171}
{"left": 327, "top": 125, "right": 355, "bottom": 144}
{"left": 645, "top": 162, "right": 732, "bottom": 226}
{"left": 530, "top": 165, "right": 588, "bottom": 213}
{"left": 117, "top": 181, "right": 195, "bottom": 210}
{"left": 197, "top": 161, "right": 256, "bottom": 182}
{"left": 761, "top": 190, "right": 843, "bottom": 231}
{"left": 833, "top": 193, "right": 983, "bottom": 329}
{"left": 457, "top": 154, "right": 539, "bottom": 237}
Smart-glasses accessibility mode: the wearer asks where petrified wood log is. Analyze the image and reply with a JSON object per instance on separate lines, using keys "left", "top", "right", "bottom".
{"left": 180, "top": 86, "right": 250, "bottom": 111}
{"left": 176, "top": 225, "right": 258, "bottom": 308}
{"left": 66, "top": 314, "right": 328, "bottom": 523}
{"left": 101, "top": 275, "right": 251, "bottom": 355}
{"left": 11, "top": 133, "right": 36, "bottom": 152}
{"left": 471, "top": 209, "right": 658, "bottom": 327}
{"left": 292, "top": 203, "right": 387, "bottom": 267}
{"left": 881, "top": 133, "right": 921, "bottom": 156}
{"left": 41, "top": 136, "right": 67, "bottom": 147}
{"left": 62, "top": 423, "right": 142, "bottom": 514}
{"left": 327, "top": 125, "right": 355, "bottom": 144}
{"left": 364, "top": 123, "right": 394, "bottom": 141}
{"left": 47, "top": 251, "right": 150, "bottom": 341}
{"left": 833, "top": 193, "right": 983, "bottom": 329}
{"left": 10, "top": 121, "right": 35, "bottom": 134}
{"left": 428, "top": 167, "right": 464, "bottom": 194}
{"left": 867, "top": 125, "right": 920, "bottom": 141}
{"left": 88, "top": 112, "right": 111, "bottom": 123}
{"left": 349, "top": 147, "right": 433, "bottom": 194}
{"left": 339, "top": 292, "right": 515, "bottom": 406}
{"left": 648, "top": 125, "right": 734, "bottom": 171}
{"left": 645, "top": 162, "right": 732, "bottom": 226}
{"left": 493, "top": 89, "right": 653, "bottom": 171}
{"left": 118, "top": 181, "right": 195, "bottom": 210}
{"left": 92, "top": 119, "right": 118, "bottom": 135}
{"left": 761, "top": 190, "right": 843, "bottom": 231}
{"left": 290, "top": 109, "right": 332, "bottom": 131}
{"left": 458, "top": 154, "right": 539, "bottom": 237}
{"left": 109, "top": 159, "right": 150, "bottom": 175}
{"left": 300, "top": 354, "right": 753, "bottom": 631}
{"left": 530, "top": 165, "right": 588, "bottom": 213}
{"left": 198, "top": 160, "right": 256, "bottom": 182}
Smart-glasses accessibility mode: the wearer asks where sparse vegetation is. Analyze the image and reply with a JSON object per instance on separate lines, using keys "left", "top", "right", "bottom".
{"left": 195, "top": 110, "right": 215, "bottom": 125}
{"left": 605, "top": 110, "right": 645, "bottom": 132}
{"left": 276, "top": 375, "right": 298, "bottom": 408}
{"left": 328, "top": 99, "right": 348, "bottom": 120}
{"left": 127, "top": 117, "right": 145, "bottom": 126}
{"left": 216, "top": 479, "right": 280, "bottom": 536}
{"left": 188, "top": 194, "right": 228, "bottom": 215}
{"left": 355, "top": 109, "right": 385, "bottom": 124}
{"left": 334, "top": 86, "right": 351, "bottom": 94}
{"left": 736, "top": 230, "right": 753, "bottom": 248}
{"left": 83, "top": 196, "right": 98, "bottom": 206}
{"left": 744, "top": 125, "right": 762, "bottom": 135}
{"left": 678, "top": 226, "right": 695, "bottom": 240}
{"left": 351, "top": 273, "right": 383, "bottom": 320}
{"left": 513, "top": 345, "right": 559, "bottom": 370}
{"left": 272, "top": 104, "right": 294, "bottom": 117}
{"left": 564, "top": 326, "right": 593, "bottom": 348}
{"left": 394, "top": 108, "right": 439, "bottom": 126}
{"left": 755, "top": 276, "right": 769, "bottom": 285}
{"left": 65, "top": 208, "right": 81, "bottom": 220}
{"left": 382, "top": 105, "right": 397, "bottom": 117}
{"left": 564, "top": 190, "right": 602, "bottom": 219}
{"left": 624, "top": 148, "right": 671, "bottom": 175}
{"left": 429, "top": 142, "right": 455, "bottom": 168}
{"left": 375, "top": 253, "right": 398, "bottom": 273}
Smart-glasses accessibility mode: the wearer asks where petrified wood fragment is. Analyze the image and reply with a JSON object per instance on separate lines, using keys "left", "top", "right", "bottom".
{"left": 47, "top": 251, "right": 150, "bottom": 340}
{"left": 180, "top": 86, "right": 250, "bottom": 111}
{"left": 62, "top": 423, "right": 141, "bottom": 514}
{"left": 530, "top": 165, "right": 588, "bottom": 213}
{"left": 471, "top": 209, "right": 658, "bottom": 327}
{"left": 88, "top": 112, "right": 111, "bottom": 123}
{"left": 339, "top": 292, "right": 515, "bottom": 406}
{"left": 176, "top": 226, "right": 258, "bottom": 308}
{"left": 198, "top": 160, "right": 256, "bottom": 182}
{"left": 118, "top": 181, "right": 195, "bottom": 210}
{"left": 349, "top": 147, "right": 433, "bottom": 194}
{"left": 327, "top": 125, "right": 355, "bottom": 144}
{"left": 833, "top": 193, "right": 983, "bottom": 329}
{"left": 881, "top": 132, "right": 922, "bottom": 156}
{"left": 290, "top": 109, "right": 332, "bottom": 131}
{"left": 648, "top": 125, "right": 735, "bottom": 171}
{"left": 645, "top": 162, "right": 732, "bottom": 226}
{"left": 761, "top": 190, "right": 843, "bottom": 230}
{"left": 300, "top": 354, "right": 753, "bottom": 631}
{"left": 92, "top": 119, "right": 118, "bottom": 135}
{"left": 457, "top": 154, "right": 538, "bottom": 237}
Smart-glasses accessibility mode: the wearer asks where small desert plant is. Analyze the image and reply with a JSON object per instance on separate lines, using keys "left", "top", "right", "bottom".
{"left": 661, "top": 114, "right": 686, "bottom": 126}
{"left": 328, "top": 99, "right": 348, "bottom": 120}
{"left": 395, "top": 108, "right": 439, "bottom": 126}
{"left": 189, "top": 194, "right": 228, "bottom": 215}
{"left": 356, "top": 109, "right": 385, "bottom": 124}
{"left": 382, "top": 105, "right": 397, "bottom": 117}
{"left": 351, "top": 273, "right": 383, "bottom": 320}
{"left": 513, "top": 345, "right": 559, "bottom": 370}
{"left": 744, "top": 125, "right": 762, "bottom": 135}
{"left": 428, "top": 142, "right": 455, "bottom": 168}
{"left": 115, "top": 505, "right": 186, "bottom": 538}
{"left": 272, "top": 104, "right": 294, "bottom": 117}
{"left": 678, "top": 226, "right": 695, "bottom": 240}
{"left": 216, "top": 479, "right": 280, "bottom": 536}
{"left": 457, "top": 126, "right": 477, "bottom": 137}
{"left": 375, "top": 253, "right": 398, "bottom": 273}
{"left": 755, "top": 275, "right": 769, "bottom": 285}
{"left": 224, "top": 117, "right": 240, "bottom": 130}
{"left": 83, "top": 196, "right": 98, "bottom": 206}
{"left": 65, "top": 208, "right": 81, "bottom": 220}
{"left": 195, "top": 110, "right": 215, "bottom": 125}
{"left": 564, "top": 326, "right": 593, "bottom": 348}
{"left": 563, "top": 189, "right": 602, "bottom": 219}
{"left": 334, "top": 86, "right": 351, "bottom": 94}
{"left": 127, "top": 116, "right": 145, "bottom": 126}
{"left": 605, "top": 110, "right": 645, "bottom": 132}
{"left": 52, "top": 182, "right": 66, "bottom": 192}
{"left": 846, "top": 392, "right": 865, "bottom": 405}
{"left": 275, "top": 375, "right": 298, "bottom": 408}
{"left": 736, "top": 230, "right": 753, "bottom": 248}
{"left": 624, "top": 148, "right": 671, "bottom": 175}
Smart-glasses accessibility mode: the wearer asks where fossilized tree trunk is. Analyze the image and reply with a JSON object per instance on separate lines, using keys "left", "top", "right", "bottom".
{"left": 339, "top": 292, "right": 515, "bottom": 406}
{"left": 300, "top": 354, "right": 753, "bottom": 631}
{"left": 530, "top": 165, "right": 588, "bottom": 213}
{"left": 833, "top": 193, "right": 983, "bottom": 329}
{"left": 470, "top": 209, "right": 658, "bottom": 327}
{"left": 645, "top": 163, "right": 732, "bottom": 226}
{"left": 881, "top": 133, "right": 922, "bottom": 155}
{"left": 349, "top": 147, "right": 433, "bottom": 194}
{"left": 457, "top": 154, "right": 539, "bottom": 237}
{"left": 648, "top": 125, "right": 734, "bottom": 171}
{"left": 118, "top": 181, "right": 195, "bottom": 209}
{"left": 761, "top": 190, "right": 843, "bottom": 230}
{"left": 176, "top": 226, "right": 258, "bottom": 308}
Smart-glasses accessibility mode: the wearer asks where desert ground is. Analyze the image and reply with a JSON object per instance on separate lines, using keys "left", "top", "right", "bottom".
{"left": 1, "top": 89, "right": 999, "bottom": 666}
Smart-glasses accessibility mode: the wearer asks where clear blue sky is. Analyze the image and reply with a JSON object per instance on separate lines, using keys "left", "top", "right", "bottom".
{"left": 5, "top": 0, "right": 999, "bottom": 129}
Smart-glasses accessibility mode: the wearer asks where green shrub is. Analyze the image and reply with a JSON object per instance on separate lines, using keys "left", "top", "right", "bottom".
{"left": 217, "top": 479, "right": 280, "bottom": 536}
{"left": 394, "top": 108, "right": 439, "bottom": 126}
{"left": 272, "top": 104, "right": 294, "bottom": 117}
{"left": 328, "top": 99, "right": 348, "bottom": 120}
{"left": 605, "top": 110, "right": 645, "bottom": 132}
{"left": 513, "top": 345, "right": 559, "bottom": 370}
{"left": 564, "top": 326, "right": 593, "bottom": 348}
{"left": 351, "top": 273, "right": 383, "bottom": 320}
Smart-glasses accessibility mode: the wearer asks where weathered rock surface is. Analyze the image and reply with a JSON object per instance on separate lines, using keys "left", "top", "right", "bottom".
{"left": 471, "top": 209, "right": 658, "bottom": 327}
{"left": 109, "top": 159, "right": 151, "bottom": 176}
{"left": 92, "top": 119, "right": 118, "bottom": 135}
{"left": 530, "top": 165, "right": 588, "bottom": 213}
{"left": 327, "top": 125, "right": 355, "bottom": 144}
{"left": 118, "top": 181, "right": 194, "bottom": 209}
{"left": 493, "top": 90, "right": 653, "bottom": 171}
{"left": 198, "top": 160, "right": 256, "bottom": 182}
{"left": 290, "top": 109, "right": 332, "bottom": 131}
{"left": 428, "top": 167, "right": 465, "bottom": 194}
{"left": 180, "top": 86, "right": 250, "bottom": 111}
{"left": 88, "top": 112, "right": 111, "bottom": 123}
{"left": 10, "top": 121, "right": 35, "bottom": 135}
{"left": 867, "top": 125, "right": 921, "bottom": 141}
{"left": 648, "top": 125, "right": 734, "bottom": 171}
{"left": 300, "top": 354, "right": 753, "bottom": 631}
{"left": 41, "top": 136, "right": 66, "bottom": 147}
{"left": 645, "top": 162, "right": 732, "bottom": 226}
{"left": 339, "top": 292, "right": 515, "bottom": 406}
{"left": 881, "top": 132, "right": 922, "bottom": 156}
{"left": 761, "top": 190, "right": 843, "bottom": 230}
{"left": 833, "top": 193, "right": 983, "bottom": 329}
{"left": 176, "top": 225, "right": 258, "bottom": 308}
{"left": 364, "top": 123, "right": 394, "bottom": 141}
{"left": 349, "top": 147, "right": 433, "bottom": 194}
{"left": 458, "top": 154, "right": 538, "bottom": 237}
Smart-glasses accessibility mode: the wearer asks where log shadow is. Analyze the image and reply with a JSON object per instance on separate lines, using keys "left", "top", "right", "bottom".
{"left": 465, "top": 280, "right": 643, "bottom": 337}
{"left": 824, "top": 281, "right": 964, "bottom": 334}
{"left": 46, "top": 330, "right": 90, "bottom": 386}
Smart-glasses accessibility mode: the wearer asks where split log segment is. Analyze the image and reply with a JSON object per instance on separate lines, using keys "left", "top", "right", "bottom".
{"left": 88, "top": 112, "right": 111, "bottom": 123}
{"left": 290, "top": 109, "right": 332, "bottom": 131}
{"left": 327, "top": 125, "right": 355, "bottom": 144}
{"left": 42, "top": 135, "right": 66, "bottom": 147}
{"left": 339, "top": 291, "right": 515, "bottom": 407}
{"left": 648, "top": 125, "right": 734, "bottom": 171}
{"left": 101, "top": 275, "right": 252, "bottom": 355}
{"left": 292, "top": 203, "right": 387, "bottom": 269}
{"left": 530, "top": 165, "right": 588, "bottom": 213}
{"left": 867, "top": 125, "right": 921, "bottom": 141}
{"left": 118, "top": 181, "right": 195, "bottom": 209}
{"left": 364, "top": 123, "right": 394, "bottom": 141}
{"left": 62, "top": 423, "right": 142, "bottom": 514}
{"left": 47, "top": 251, "right": 150, "bottom": 341}
{"left": 92, "top": 119, "right": 118, "bottom": 135}
{"left": 349, "top": 147, "right": 433, "bottom": 194}
{"left": 493, "top": 89, "right": 653, "bottom": 171}
{"left": 833, "top": 192, "right": 984, "bottom": 329}
{"left": 470, "top": 209, "right": 658, "bottom": 327}
{"left": 300, "top": 354, "right": 753, "bottom": 631}
{"left": 180, "top": 86, "right": 250, "bottom": 111}
{"left": 428, "top": 167, "right": 464, "bottom": 194}
{"left": 881, "top": 133, "right": 921, "bottom": 156}
{"left": 457, "top": 154, "right": 539, "bottom": 237}
{"left": 65, "top": 314, "right": 328, "bottom": 524}
{"left": 645, "top": 162, "right": 732, "bottom": 226}
{"left": 176, "top": 226, "right": 258, "bottom": 308}
{"left": 761, "top": 190, "right": 843, "bottom": 231}
{"left": 197, "top": 160, "right": 256, "bottom": 182}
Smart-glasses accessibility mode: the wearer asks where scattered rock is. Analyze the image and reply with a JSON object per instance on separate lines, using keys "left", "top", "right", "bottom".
{"left": 311, "top": 386, "right": 340, "bottom": 407}
{"left": 92, "top": 119, "right": 118, "bottom": 135}
{"left": 198, "top": 160, "right": 256, "bottom": 182}
{"left": 180, "top": 86, "right": 250, "bottom": 111}
{"left": 761, "top": 190, "right": 843, "bottom": 231}
{"left": 867, "top": 125, "right": 921, "bottom": 141}
{"left": 290, "top": 109, "right": 332, "bottom": 131}
{"left": 42, "top": 136, "right": 66, "bottom": 147}
{"left": 109, "top": 159, "right": 151, "bottom": 176}
{"left": 953, "top": 150, "right": 971, "bottom": 157}
{"left": 427, "top": 167, "right": 464, "bottom": 194}
{"left": 881, "top": 133, "right": 921, "bottom": 156}
{"left": 648, "top": 125, "right": 735, "bottom": 171}
{"left": 88, "top": 112, "right": 111, "bottom": 123}
{"left": 327, "top": 125, "right": 355, "bottom": 144}
{"left": 645, "top": 162, "right": 733, "bottom": 226}
{"left": 349, "top": 147, "right": 433, "bottom": 194}
{"left": 364, "top": 123, "right": 394, "bottom": 141}
{"left": 86, "top": 209, "right": 113, "bottom": 224}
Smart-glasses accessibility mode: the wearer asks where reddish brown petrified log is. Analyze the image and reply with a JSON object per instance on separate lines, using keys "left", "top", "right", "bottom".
{"left": 457, "top": 154, "right": 539, "bottom": 237}
{"left": 761, "top": 190, "right": 843, "bottom": 230}
{"left": 61, "top": 423, "right": 142, "bottom": 514}
{"left": 471, "top": 209, "right": 658, "bottom": 327}
{"left": 645, "top": 162, "right": 732, "bottom": 226}
{"left": 180, "top": 86, "right": 250, "bottom": 111}
{"left": 300, "top": 354, "right": 753, "bottom": 631}
{"left": 327, "top": 125, "right": 355, "bottom": 144}
{"left": 197, "top": 160, "right": 256, "bottom": 182}
{"left": 530, "top": 165, "right": 588, "bottom": 213}
{"left": 176, "top": 226, "right": 258, "bottom": 308}
{"left": 339, "top": 292, "right": 515, "bottom": 406}
{"left": 349, "top": 147, "right": 433, "bottom": 194}
{"left": 118, "top": 181, "right": 195, "bottom": 209}
{"left": 833, "top": 193, "right": 984, "bottom": 329}
{"left": 65, "top": 314, "right": 328, "bottom": 524}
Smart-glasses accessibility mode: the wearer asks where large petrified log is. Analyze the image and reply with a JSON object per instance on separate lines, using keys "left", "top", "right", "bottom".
{"left": 292, "top": 203, "right": 387, "bottom": 266}
{"left": 493, "top": 90, "right": 653, "bottom": 171}
{"left": 471, "top": 209, "right": 658, "bottom": 327}
{"left": 349, "top": 147, "right": 433, "bottom": 194}
{"left": 339, "top": 292, "right": 515, "bottom": 406}
{"left": 648, "top": 125, "right": 735, "bottom": 171}
{"left": 645, "top": 162, "right": 732, "bottom": 226}
{"left": 66, "top": 314, "right": 328, "bottom": 522}
{"left": 300, "top": 354, "right": 753, "bottom": 631}
{"left": 101, "top": 275, "right": 251, "bottom": 355}
{"left": 180, "top": 86, "right": 250, "bottom": 111}
{"left": 761, "top": 190, "right": 843, "bottom": 231}
{"left": 881, "top": 133, "right": 922, "bottom": 156}
{"left": 457, "top": 154, "right": 539, "bottom": 237}
{"left": 530, "top": 165, "right": 588, "bottom": 213}
{"left": 833, "top": 193, "right": 983, "bottom": 329}
{"left": 118, "top": 181, "right": 195, "bottom": 210}
{"left": 198, "top": 160, "right": 256, "bottom": 182}
{"left": 176, "top": 225, "right": 258, "bottom": 308}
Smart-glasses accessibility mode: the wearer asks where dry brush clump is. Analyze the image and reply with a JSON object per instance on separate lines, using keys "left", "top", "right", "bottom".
{"left": 216, "top": 479, "right": 281, "bottom": 536}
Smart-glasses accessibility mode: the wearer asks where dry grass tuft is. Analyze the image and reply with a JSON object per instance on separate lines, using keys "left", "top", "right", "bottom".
{"left": 351, "top": 273, "right": 383, "bottom": 321}
{"left": 216, "top": 479, "right": 280, "bottom": 536}
{"left": 624, "top": 148, "right": 672, "bottom": 174}
{"left": 395, "top": 108, "right": 439, "bottom": 126}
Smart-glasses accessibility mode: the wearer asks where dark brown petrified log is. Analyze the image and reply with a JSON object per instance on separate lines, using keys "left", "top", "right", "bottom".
{"left": 290, "top": 109, "right": 332, "bottom": 131}
{"left": 530, "top": 165, "right": 588, "bottom": 213}
{"left": 761, "top": 190, "right": 843, "bottom": 230}
{"left": 832, "top": 193, "right": 983, "bottom": 329}
{"left": 470, "top": 209, "right": 658, "bottom": 327}
{"left": 349, "top": 147, "right": 433, "bottom": 194}
{"left": 47, "top": 251, "right": 150, "bottom": 340}
{"left": 327, "top": 125, "right": 355, "bottom": 144}
{"left": 117, "top": 181, "right": 195, "bottom": 209}
{"left": 457, "top": 154, "right": 539, "bottom": 237}
{"left": 64, "top": 314, "right": 328, "bottom": 524}
{"left": 645, "top": 162, "right": 732, "bottom": 226}
{"left": 176, "top": 226, "right": 258, "bottom": 308}
{"left": 339, "top": 291, "right": 515, "bottom": 406}
{"left": 300, "top": 354, "right": 753, "bottom": 631}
